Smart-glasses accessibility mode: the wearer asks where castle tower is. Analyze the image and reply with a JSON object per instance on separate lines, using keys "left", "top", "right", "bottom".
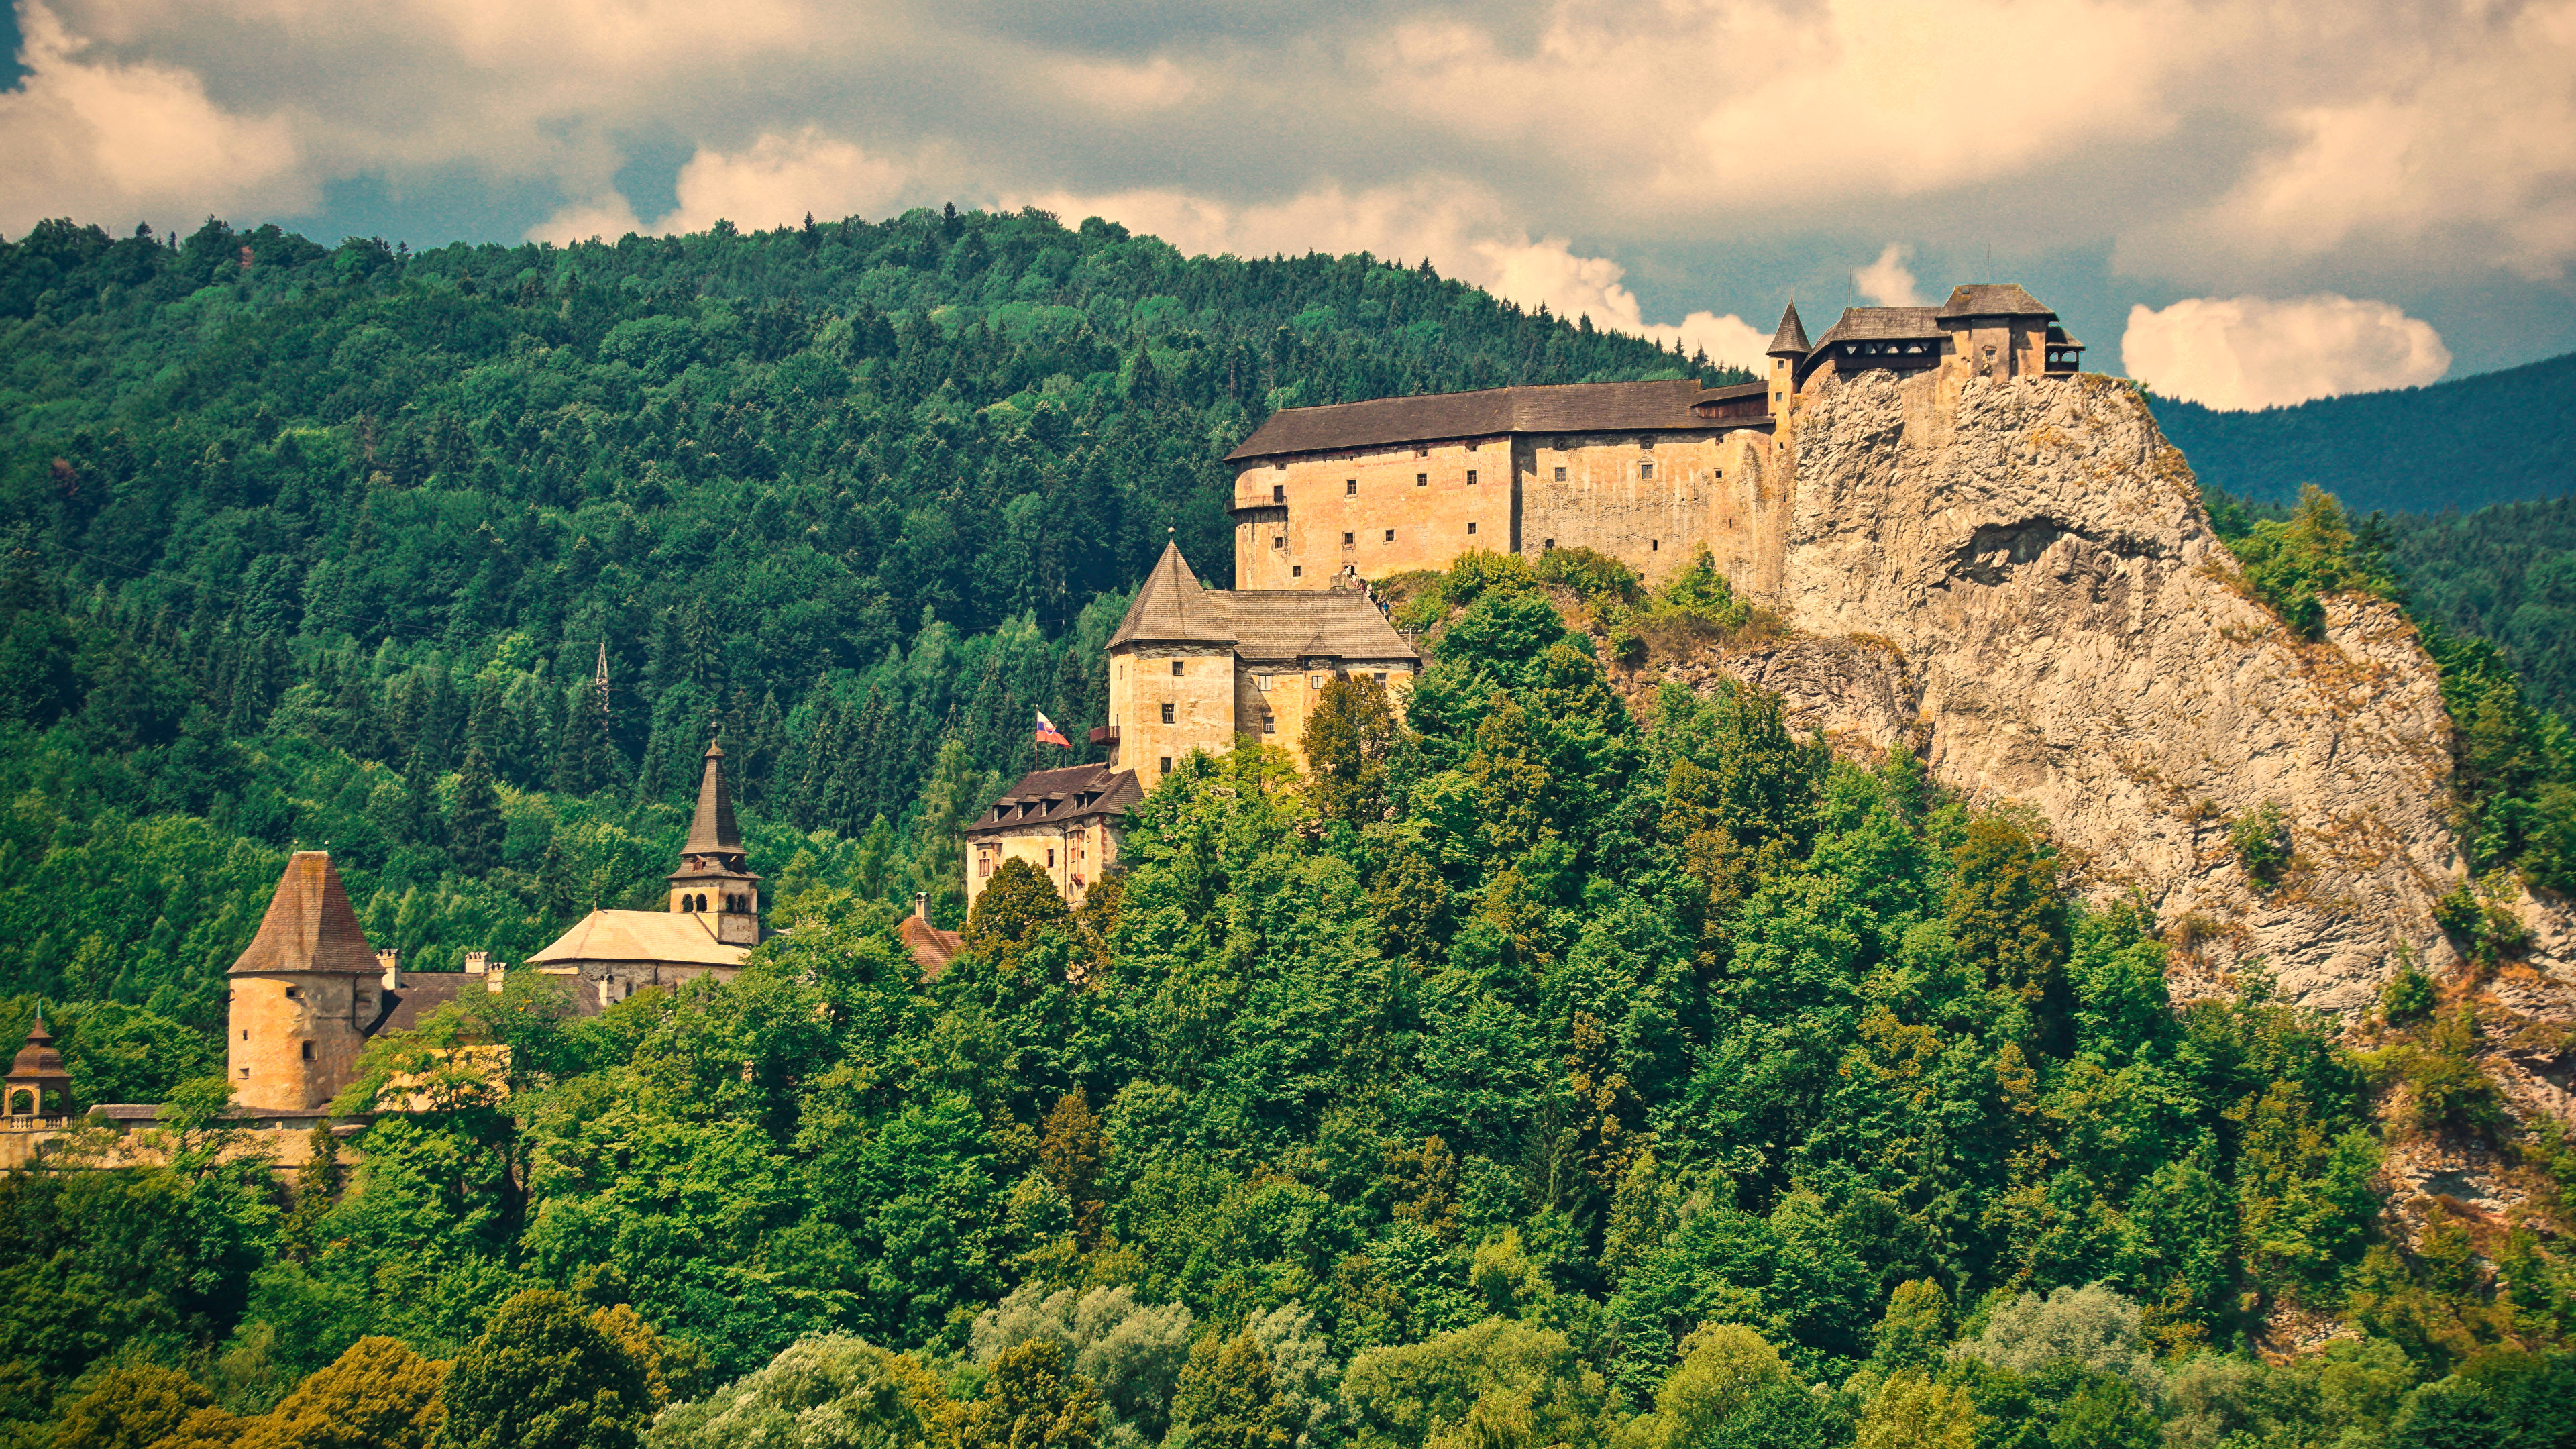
{"left": 1766, "top": 302, "right": 1811, "bottom": 433}
{"left": 228, "top": 853, "right": 384, "bottom": 1111}
{"left": 667, "top": 740, "right": 761, "bottom": 947}
{"left": 6, "top": 1008, "right": 72, "bottom": 1118}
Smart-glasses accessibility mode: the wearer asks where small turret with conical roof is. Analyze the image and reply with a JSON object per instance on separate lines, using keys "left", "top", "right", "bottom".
{"left": 7, "top": 1006, "right": 72, "bottom": 1118}
{"left": 667, "top": 738, "right": 762, "bottom": 946}
{"left": 1767, "top": 301, "right": 1812, "bottom": 358}
{"left": 1766, "top": 301, "right": 1811, "bottom": 429}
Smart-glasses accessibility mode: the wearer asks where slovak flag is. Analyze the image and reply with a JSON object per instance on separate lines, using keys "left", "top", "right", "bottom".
{"left": 1036, "top": 710, "right": 1071, "bottom": 748}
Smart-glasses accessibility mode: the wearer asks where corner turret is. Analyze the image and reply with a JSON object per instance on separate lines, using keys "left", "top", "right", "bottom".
{"left": 667, "top": 739, "right": 762, "bottom": 946}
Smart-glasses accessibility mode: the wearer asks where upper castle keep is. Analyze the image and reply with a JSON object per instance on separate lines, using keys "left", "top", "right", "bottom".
{"left": 1226, "top": 284, "right": 2083, "bottom": 592}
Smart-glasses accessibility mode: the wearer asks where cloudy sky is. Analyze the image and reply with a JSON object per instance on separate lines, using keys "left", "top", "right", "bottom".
{"left": 5, "top": 0, "right": 2572, "bottom": 408}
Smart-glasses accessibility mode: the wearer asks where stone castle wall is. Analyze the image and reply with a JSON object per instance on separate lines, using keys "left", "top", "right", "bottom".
{"left": 227, "top": 970, "right": 374, "bottom": 1111}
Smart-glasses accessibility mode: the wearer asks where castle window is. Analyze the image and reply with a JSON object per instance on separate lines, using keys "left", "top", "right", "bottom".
{"left": 1467, "top": 521, "right": 1478, "bottom": 535}
{"left": 1262, "top": 715, "right": 1276, "bottom": 734}
{"left": 1383, "top": 529, "right": 1395, "bottom": 542}
{"left": 1159, "top": 757, "right": 1172, "bottom": 773}
{"left": 1274, "top": 460, "right": 1286, "bottom": 470}
{"left": 1652, "top": 539, "right": 1660, "bottom": 551}
{"left": 1309, "top": 674, "right": 1324, "bottom": 688}
{"left": 1342, "top": 531, "right": 1354, "bottom": 546}
{"left": 1640, "top": 462, "right": 1654, "bottom": 479}
{"left": 1292, "top": 565, "right": 1301, "bottom": 578}
{"left": 1161, "top": 703, "right": 1174, "bottom": 723}
{"left": 1272, "top": 535, "right": 1285, "bottom": 548}
{"left": 301, "top": 1041, "right": 314, "bottom": 1061}
{"left": 1466, "top": 469, "right": 1478, "bottom": 486}
{"left": 1346, "top": 479, "right": 1357, "bottom": 495}
{"left": 1272, "top": 484, "right": 1283, "bottom": 502}
{"left": 1544, "top": 539, "right": 1556, "bottom": 550}
{"left": 284, "top": 987, "right": 301, "bottom": 999}
{"left": 1256, "top": 674, "right": 1272, "bottom": 691}
{"left": 1466, "top": 442, "right": 1479, "bottom": 452}
{"left": 1553, "top": 466, "right": 1566, "bottom": 481}
{"left": 1047, "top": 849, "right": 1056, "bottom": 868}
{"left": 1171, "top": 660, "right": 1184, "bottom": 676}
{"left": 1416, "top": 472, "right": 1427, "bottom": 487}
{"left": 241, "top": 1029, "right": 248, "bottom": 1040}
{"left": 1373, "top": 672, "right": 1387, "bottom": 685}
{"left": 1415, "top": 446, "right": 1429, "bottom": 458}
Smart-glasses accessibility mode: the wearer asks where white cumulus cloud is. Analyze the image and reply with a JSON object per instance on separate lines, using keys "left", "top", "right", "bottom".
{"left": 0, "top": 1, "right": 309, "bottom": 235}
{"left": 1854, "top": 244, "right": 1921, "bottom": 307}
{"left": 530, "top": 129, "right": 919, "bottom": 242}
{"left": 2120, "top": 294, "right": 2451, "bottom": 410}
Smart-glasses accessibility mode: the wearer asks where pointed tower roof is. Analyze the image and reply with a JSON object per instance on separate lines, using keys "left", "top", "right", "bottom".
{"left": 1767, "top": 302, "right": 1811, "bottom": 357}
{"left": 1107, "top": 540, "right": 1219, "bottom": 649}
{"left": 9, "top": 1008, "right": 68, "bottom": 1083}
{"left": 230, "top": 853, "right": 379, "bottom": 975}
{"left": 682, "top": 739, "right": 743, "bottom": 856}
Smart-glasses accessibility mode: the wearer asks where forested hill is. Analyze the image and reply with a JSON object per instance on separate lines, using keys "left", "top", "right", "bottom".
{"left": 2148, "top": 349, "right": 2575, "bottom": 515}
{"left": 0, "top": 207, "right": 1727, "bottom": 1027}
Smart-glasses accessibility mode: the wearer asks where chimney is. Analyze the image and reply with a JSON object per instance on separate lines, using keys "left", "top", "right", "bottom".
{"left": 913, "top": 892, "right": 928, "bottom": 922}
{"left": 484, "top": 961, "right": 506, "bottom": 996}
{"left": 464, "top": 951, "right": 488, "bottom": 975}
{"left": 376, "top": 949, "right": 401, "bottom": 989}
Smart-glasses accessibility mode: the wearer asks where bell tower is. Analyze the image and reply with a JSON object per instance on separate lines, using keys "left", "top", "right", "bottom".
{"left": 667, "top": 739, "right": 762, "bottom": 947}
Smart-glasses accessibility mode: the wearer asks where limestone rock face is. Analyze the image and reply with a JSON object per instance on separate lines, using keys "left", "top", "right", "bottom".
{"left": 1770, "top": 368, "right": 2492, "bottom": 1010}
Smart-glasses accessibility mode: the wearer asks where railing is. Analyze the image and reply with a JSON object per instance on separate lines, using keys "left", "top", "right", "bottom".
{"left": 3, "top": 1115, "right": 72, "bottom": 1132}
{"left": 1088, "top": 724, "right": 1119, "bottom": 745}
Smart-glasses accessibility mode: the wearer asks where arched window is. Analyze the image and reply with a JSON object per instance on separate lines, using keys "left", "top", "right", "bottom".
{"left": 8, "top": 1089, "right": 30, "bottom": 1115}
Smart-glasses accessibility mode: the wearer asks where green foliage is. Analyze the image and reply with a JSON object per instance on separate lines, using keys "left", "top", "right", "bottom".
{"left": 46, "top": 1362, "right": 209, "bottom": 1449}
{"left": 1303, "top": 677, "right": 1403, "bottom": 828}
{"left": 243, "top": 1335, "right": 449, "bottom": 1449}
{"left": 437, "top": 1289, "right": 653, "bottom": 1449}
{"left": 645, "top": 1334, "right": 936, "bottom": 1449}
{"left": 2226, "top": 802, "right": 2294, "bottom": 887}
{"left": 1171, "top": 1331, "right": 1296, "bottom": 1449}
{"left": 2227, "top": 486, "right": 2402, "bottom": 640}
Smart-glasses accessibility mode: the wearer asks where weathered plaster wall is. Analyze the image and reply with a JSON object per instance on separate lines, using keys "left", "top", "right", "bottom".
{"left": 1108, "top": 643, "right": 1240, "bottom": 778}
{"left": 227, "top": 971, "right": 374, "bottom": 1111}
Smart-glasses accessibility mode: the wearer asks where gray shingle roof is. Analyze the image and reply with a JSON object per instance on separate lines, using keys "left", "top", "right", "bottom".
{"left": 1767, "top": 303, "right": 1811, "bottom": 356}
{"left": 1811, "top": 307, "right": 1945, "bottom": 347}
{"left": 1226, "top": 379, "right": 1748, "bottom": 462}
{"left": 1108, "top": 543, "right": 1421, "bottom": 663}
{"left": 1935, "top": 284, "right": 2055, "bottom": 319}
{"left": 967, "top": 763, "right": 1143, "bottom": 837}
{"left": 682, "top": 741, "right": 743, "bottom": 856}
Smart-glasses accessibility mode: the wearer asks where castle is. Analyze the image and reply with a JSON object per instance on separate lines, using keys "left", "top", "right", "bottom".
{"left": 223, "top": 739, "right": 767, "bottom": 1111}
{"left": 1227, "top": 285, "right": 2082, "bottom": 594}
{"left": 967, "top": 283, "right": 2084, "bottom": 910}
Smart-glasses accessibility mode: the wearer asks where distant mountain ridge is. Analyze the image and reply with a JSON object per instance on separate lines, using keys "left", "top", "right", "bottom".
{"left": 2149, "top": 350, "right": 2576, "bottom": 516}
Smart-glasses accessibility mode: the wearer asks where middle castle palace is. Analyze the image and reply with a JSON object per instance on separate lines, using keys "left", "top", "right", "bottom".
{"left": 963, "top": 284, "right": 2086, "bottom": 910}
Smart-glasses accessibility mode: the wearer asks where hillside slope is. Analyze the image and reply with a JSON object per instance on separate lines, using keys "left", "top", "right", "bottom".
{"left": 2147, "top": 350, "right": 2575, "bottom": 515}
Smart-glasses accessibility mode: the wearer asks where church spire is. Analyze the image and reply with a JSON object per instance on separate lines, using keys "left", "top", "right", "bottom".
{"left": 682, "top": 738, "right": 742, "bottom": 857}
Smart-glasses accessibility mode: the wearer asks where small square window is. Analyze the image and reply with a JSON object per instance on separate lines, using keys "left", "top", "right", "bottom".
{"left": 1467, "top": 521, "right": 1478, "bottom": 535}
{"left": 1544, "top": 538, "right": 1556, "bottom": 550}
{"left": 301, "top": 1041, "right": 314, "bottom": 1061}
{"left": 1346, "top": 479, "right": 1357, "bottom": 495}
{"left": 1552, "top": 466, "right": 1566, "bottom": 481}
{"left": 1161, "top": 703, "right": 1175, "bottom": 723}
{"left": 1171, "top": 660, "right": 1185, "bottom": 676}
{"left": 1291, "top": 565, "right": 1302, "bottom": 578}
{"left": 1160, "top": 757, "right": 1172, "bottom": 773}
{"left": 1309, "top": 674, "right": 1324, "bottom": 688}
{"left": 1640, "top": 462, "right": 1654, "bottom": 479}
{"left": 1273, "top": 535, "right": 1285, "bottom": 548}
{"left": 1274, "top": 460, "right": 1287, "bottom": 470}
{"left": 1383, "top": 529, "right": 1395, "bottom": 542}
{"left": 1416, "top": 472, "right": 1428, "bottom": 486}
{"left": 1373, "top": 672, "right": 1387, "bottom": 684}
{"left": 1263, "top": 715, "right": 1277, "bottom": 733}
{"left": 1466, "top": 469, "right": 1479, "bottom": 486}
{"left": 1342, "top": 531, "right": 1355, "bottom": 546}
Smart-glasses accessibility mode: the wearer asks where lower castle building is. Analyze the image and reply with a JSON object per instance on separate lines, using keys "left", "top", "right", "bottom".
{"left": 964, "top": 539, "right": 1420, "bottom": 912}
{"left": 225, "top": 737, "right": 768, "bottom": 1108}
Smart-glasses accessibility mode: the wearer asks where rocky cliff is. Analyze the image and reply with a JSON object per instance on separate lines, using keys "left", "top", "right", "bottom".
{"left": 1735, "top": 367, "right": 2559, "bottom": 1012}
